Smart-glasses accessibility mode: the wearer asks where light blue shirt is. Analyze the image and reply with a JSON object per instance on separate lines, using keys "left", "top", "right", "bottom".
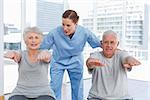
{"left": 41, "top": 25, "right": 100, "bottom": 66}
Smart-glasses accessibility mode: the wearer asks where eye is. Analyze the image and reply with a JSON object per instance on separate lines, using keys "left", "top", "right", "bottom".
{"left": 35, "top": 36, "right": 39, "bottom": 39}
{"left": 28, "top": 36, "right": 33, "bottom": 39}
{"left": 104, "top": 41, "right": 108, "bottom": 44}
{"left": 110, "top": 41, "right": 114, "bottom": 44}
{"left": 62, "top": 23, "right": 65, "bottom": 26}
{"left": 66, "top": 24, "right": 70, "bottom": 27}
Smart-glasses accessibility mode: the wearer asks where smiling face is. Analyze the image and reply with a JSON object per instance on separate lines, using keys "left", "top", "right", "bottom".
{"left": 102, "top": 32, "right": 119, "bottom": 58}
{"left": 24, "top": 32, "right": 42, "bottom": 50}
{"left": 62, "top": 18, "right": 77, "bottom": 36}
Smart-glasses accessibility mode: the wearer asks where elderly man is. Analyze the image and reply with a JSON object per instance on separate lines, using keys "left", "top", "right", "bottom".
{"left": 86, "top": 30, "right": 141, "bottom": 100}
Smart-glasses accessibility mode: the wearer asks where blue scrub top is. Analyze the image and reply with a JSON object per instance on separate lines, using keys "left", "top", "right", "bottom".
{"left": 40, "top": 25, "right": 100, "bottom": 66}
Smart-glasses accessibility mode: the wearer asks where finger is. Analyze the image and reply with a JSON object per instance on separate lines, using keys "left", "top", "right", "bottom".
{"left": 90, "top": 61, "right": 105, "bottom": 67}
{"left": 14, "top": 57, "right": 19, "bottom": 63}
{"left": 123, "top": 64, "right": 131, "bottom": 68}
{"left": 136, "top": 61, "right": 141, "bottom": 65}
{"left": 129, "top": 60, "right": 141, "bottom": 66}
{"left": 129, "top": 63, "right": 135, "bottom": 66}
{"left": 96, "top": 62, "right": 105, "bottom": 66}
{"left": 4, "top": 54, "right": 9, "bottom": 58}
{"left": 133, "top": 61, "right": 141, "bottom": 66}
{"left": 37, "top": 54, "right": 42, "bottom": 61}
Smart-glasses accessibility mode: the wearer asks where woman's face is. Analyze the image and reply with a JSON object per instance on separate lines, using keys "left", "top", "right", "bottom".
{"left": 25, "top": 32, "right": 42, "bottom": 50}
{"left": 62, "top": 18, "right": 77, "bottom": 36}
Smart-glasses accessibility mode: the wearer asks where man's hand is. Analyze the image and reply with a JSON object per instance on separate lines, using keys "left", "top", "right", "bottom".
{"left": 123, "top": 56, "right": 141, "bottom": 68}
{"left": 86, "top": 58, "right": 105, "bottom": 69}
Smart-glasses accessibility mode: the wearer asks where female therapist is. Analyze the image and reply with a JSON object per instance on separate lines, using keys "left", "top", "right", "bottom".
{"left": 40, "top": 9, "right": 101, "bottom": 100}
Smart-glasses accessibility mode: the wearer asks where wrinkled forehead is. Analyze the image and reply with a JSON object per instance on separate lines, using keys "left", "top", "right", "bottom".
{"left": 23, "top": 32, "right": 43, "bottom": 41}
{"left": 25, "top": 32, "right": 41, "bottom": 38}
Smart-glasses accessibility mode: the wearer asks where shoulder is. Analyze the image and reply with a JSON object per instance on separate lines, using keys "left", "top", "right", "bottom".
{"left": 77, "top": 25, "right": 84, "bottom": 29}
{"left": 115, "top": 50, "right": 129, "bottom": 59}
{"left": 90, "top": 51, "right": 102, "bottom": 58}
{"left": 55, "top": 26, "right": 63, "bottom": 31}
{"left": 117, "top": 50, "right": 128, "bottom": 55}
{"left": 19, "top": 50, "right": 27, "bottom": 58}
{"left": 13, "top": 50, "right": 25, "bottom": 57}
{"left": 48, "top": 26, "right": 62, "bottom": 35}
{"left": 90, "top": 51, "right": 100, "bottom": 55}
{"left": 76, "top": 25, "right": 90, "bottom": 32}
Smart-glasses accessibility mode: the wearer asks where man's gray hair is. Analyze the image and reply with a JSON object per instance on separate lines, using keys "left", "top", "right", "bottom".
{"left": 103, "top": 30, "right": 118, "bottom": 41}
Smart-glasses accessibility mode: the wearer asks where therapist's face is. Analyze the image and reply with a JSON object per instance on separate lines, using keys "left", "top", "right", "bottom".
{"left": 62, "top": 18, "right": 77, "bottom": 36}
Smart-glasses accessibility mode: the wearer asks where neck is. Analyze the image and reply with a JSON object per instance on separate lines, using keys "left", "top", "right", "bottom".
{"left": 102, "top": 52, "right": 114, "bottom": 58}
{"left": 28, "top": 49, "right": 39, "bottom": 56}
{"left": 68, "top": 33, "right": 74, "bottom": 39}
{"left": 27, "top": 50, "right": 40, "bottom": 62}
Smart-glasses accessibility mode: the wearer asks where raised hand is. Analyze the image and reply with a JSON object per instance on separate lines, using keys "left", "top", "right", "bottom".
{"left": 4, "top": 51, "right": 21, "bottom": 63}
{"left": 37, "top": 50, "right": 51, "bottom": 63}
{"left": 86, "top": 58, "right": 105, "bottom": 68}
{"left": 123, "top": 56, "right": 141, "bottom": 68}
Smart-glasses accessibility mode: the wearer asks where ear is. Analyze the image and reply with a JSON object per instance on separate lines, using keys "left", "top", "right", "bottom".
{"left": 100, "top": 40, "right": 102, "bottom": 45}
{"left": 117, "top": 41, "right": 119, "bottom": 46}
{"left": 76, "top": 21, "right": 78, "bottom": 25}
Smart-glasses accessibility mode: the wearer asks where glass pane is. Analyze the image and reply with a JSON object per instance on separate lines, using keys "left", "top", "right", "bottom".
{"left": 4, "top": 0, "right": 21, "bottom": 51}
{"left": 4, "top": 0, "right": 21, "bottom": 94}
{"left": 3, "top": 0, "right": 150, "bottom": 98}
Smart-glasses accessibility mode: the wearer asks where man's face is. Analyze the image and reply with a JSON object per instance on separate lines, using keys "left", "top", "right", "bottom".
{"left": 102, "top": 34, "right": 118, "bottom": 58}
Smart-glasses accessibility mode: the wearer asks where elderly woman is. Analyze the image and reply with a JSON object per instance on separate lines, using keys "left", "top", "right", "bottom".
{"left": 86, "top": 30, "right": 141, "bottom": 100}
{"left": 4, "top": 27, "right": 55, "bottom": 100}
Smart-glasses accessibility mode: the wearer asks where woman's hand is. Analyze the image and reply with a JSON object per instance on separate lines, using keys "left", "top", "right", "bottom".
{"left": 37, "top": 50, "right": 51, "bottom": 63}
{"left": 4, "top": 51, "right": 21, "bottom": 63}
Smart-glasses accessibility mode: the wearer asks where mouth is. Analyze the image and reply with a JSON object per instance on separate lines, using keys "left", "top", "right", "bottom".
{"left": 31, "top": 44, "right": 38, "bottom": 47}
{"left": 64, "top": 31, "right": 70, "bottom": 36}
{"left": 106, "top": 48, "right": 113, "bottom": 52}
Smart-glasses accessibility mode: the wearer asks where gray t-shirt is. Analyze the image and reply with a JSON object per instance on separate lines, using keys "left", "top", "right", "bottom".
{"left": 88, "top": 50, "right": 132, "bottom": 100}
{"left": 11, "top": 50, "right": 55, "bottom": 99}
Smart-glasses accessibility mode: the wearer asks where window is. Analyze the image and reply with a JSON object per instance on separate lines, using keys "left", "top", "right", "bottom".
{"left": 2, "top": 0, "right": 150, "bottom": 95}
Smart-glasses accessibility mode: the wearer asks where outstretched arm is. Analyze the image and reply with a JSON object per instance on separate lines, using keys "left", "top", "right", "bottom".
{"left": 86, "top": 58, "right": 105, "bottom": 69}
{"left": 4, "top": 51, "right": 21, "bottom": 63}
{"left": 123, "top": 56, "right": 141, "bottom": 69}
{"left": 37, "top": 50, "right": 51, "bottom": 63}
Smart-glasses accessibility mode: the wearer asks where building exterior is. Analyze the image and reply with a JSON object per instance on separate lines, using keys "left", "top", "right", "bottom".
{"left": 36, "top": 0, "right": 64, "bottom": 32}
{"left": 82, "top": 0, "right": 150, "bottom": 60}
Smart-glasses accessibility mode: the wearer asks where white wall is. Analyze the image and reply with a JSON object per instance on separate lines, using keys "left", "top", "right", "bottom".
{"left": 0, "top": 0, "right": 4, "bottom": 96}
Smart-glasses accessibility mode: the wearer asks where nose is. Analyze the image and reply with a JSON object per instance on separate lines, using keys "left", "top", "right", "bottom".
{"left": 31, "top": 38, "right": 36, "bottom": 43}
{"left": 63, "top": 26, "right": 67, "bottom": 31}
{"left": 107, "top": 42, "right": 111, "bottom": 46}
